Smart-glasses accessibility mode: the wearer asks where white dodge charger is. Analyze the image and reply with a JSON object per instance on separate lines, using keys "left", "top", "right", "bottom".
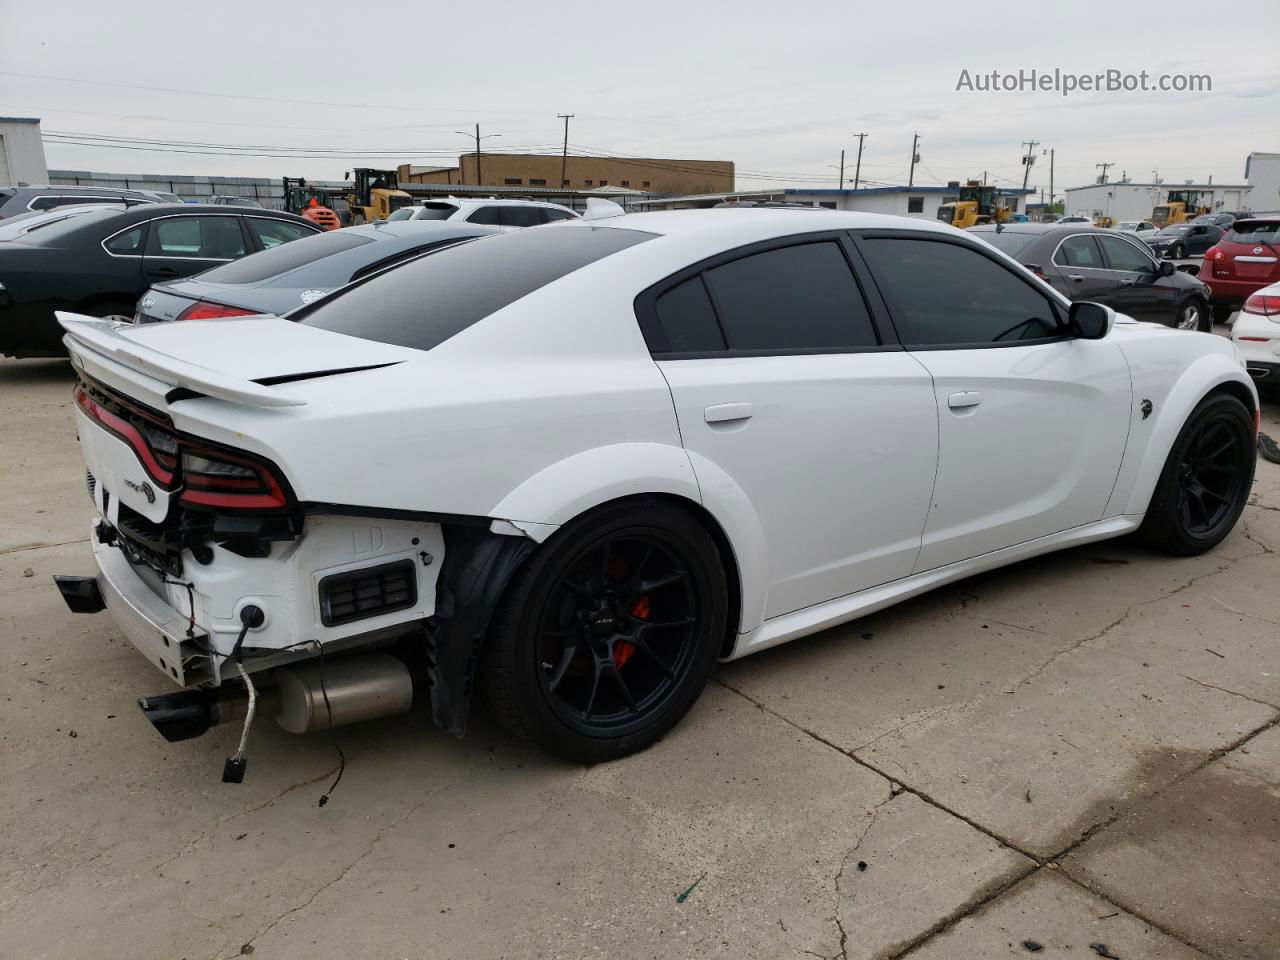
{"left": 55, "top": 209, "right": 1259, "bottom": 764}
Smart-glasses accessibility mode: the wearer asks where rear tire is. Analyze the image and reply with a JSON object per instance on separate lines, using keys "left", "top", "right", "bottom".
{"left": 482, "top": 498, "right": 727, "bottom": 762}
{"left": 87, "top": 300, "right": 137, "bottom": 324}
{"left": 1212, "top": 303, "right": 1234, "bottom": 326}
{"left": 1138, "top": 394, "right": 1255, "bottom": 555}
{"left": 1173, "top": 299, "right": 1210, "bottom": 332}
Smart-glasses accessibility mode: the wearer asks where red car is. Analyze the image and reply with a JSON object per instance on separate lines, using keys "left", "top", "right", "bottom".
{"left": 1202, "top": 217, "right": 1280, "bottom": 323}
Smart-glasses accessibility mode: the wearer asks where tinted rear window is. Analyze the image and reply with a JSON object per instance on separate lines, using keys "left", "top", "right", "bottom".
{"left": 300, "top": 226, "right": 652, "bottom": 350}
{"left": 970, "top": 230, "right": 1038, "bottom": 258}
{"left": 1226, "top": 221, "right": 1280, "bottom": 243}
{"left": 198, "top": 230, "right": 375, "bottom": 284}
{"left": 14, "top": 208, "right": 125, "bottom": 245}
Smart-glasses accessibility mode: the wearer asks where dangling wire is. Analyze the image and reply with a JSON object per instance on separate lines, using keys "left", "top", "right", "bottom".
{"left": 315, "top": 639, "right": 345, "bottom": 807}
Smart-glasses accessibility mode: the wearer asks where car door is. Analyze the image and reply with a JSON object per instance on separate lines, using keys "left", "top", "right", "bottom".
{"left": 1188, "top": 224, "right": 1221, "bottom": 255}
{"left": 1043, "top": 234, "right": 1115, "bottom": 306}
{"left": 854, "top": 232, "right": 1131, "bottom": 572}
{"left": 1096, "top": 232, "right": 1173, "bottom": 323}
{"left": 641, "top": 233, "right": 939, "bottom": 621}
{"left": 141, "top": 214, "right": 249, "bottom": 283}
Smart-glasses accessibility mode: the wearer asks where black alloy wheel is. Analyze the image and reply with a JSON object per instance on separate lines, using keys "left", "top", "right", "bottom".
{"left": 1174, "top": 415, "right": 1252, "bottom": 537}
{"left": 536, "top": 532, "right": 698, "bottom": 737}
{"left": 483, "top": 499, "right": 727, "bottom": 762}
{"left": 1139, "top": 394, "right": 1255, "bottom": 555}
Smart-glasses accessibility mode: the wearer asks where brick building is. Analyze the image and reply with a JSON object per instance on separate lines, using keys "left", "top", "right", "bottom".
{"left": 400, "top": 154, "right": 733, "bottom": 195}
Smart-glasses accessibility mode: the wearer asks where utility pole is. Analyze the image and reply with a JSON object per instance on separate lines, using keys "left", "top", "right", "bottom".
{"left": 557, "top": 113, "right": 574, "bottom": 188}
{"left": 838, "top": 149, "right": 845, "bottom": 190}
{"left": 908, "top": 133, "right": 920, "bottom": 188}
{"left": 1096, "top": 161, "right": 1113, "bottom": 184}
{"left": 852, "top": 132, "right": 868, "bottom": 190}
{"left": 1020, "top": 140, "right": 1039, "bottom": 190}
{"left": 455, "top": 126, "right": 501, "bottom": 185}
{"left": 1047, "top": 148, "right": 1054, "bottom": 211}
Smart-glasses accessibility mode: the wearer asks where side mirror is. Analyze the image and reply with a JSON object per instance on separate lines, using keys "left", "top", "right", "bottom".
{"left": 1157, "top": 260, "right": 1175, "bottom": 277}
{"left": 1069, "top": 301, "right": 1114, "bottom": 340}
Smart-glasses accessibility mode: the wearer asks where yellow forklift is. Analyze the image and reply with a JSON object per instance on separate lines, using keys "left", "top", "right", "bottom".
{"left": 1151, "top": 190, "right": 1212, "bottom": 227}
{"left": 343, "top": 168, "right": 412, "bottom": 225}
{"left": 937, "top": 182, "right": 1012, "bottom": 228}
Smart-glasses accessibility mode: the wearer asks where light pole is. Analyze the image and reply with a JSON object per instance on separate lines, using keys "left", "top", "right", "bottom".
{"left": 455, "top": 127, "right": 502, "bottom": 186}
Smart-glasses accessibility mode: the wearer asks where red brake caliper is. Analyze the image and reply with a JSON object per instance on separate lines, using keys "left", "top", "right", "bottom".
{"left": 614, "top": 595, "right": 648, "bottom": 668}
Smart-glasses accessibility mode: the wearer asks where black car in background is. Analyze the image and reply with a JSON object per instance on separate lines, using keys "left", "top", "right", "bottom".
{"left": 0, "top": 204, "right": 319, "bottom": 357}
{"left": 1142, "top": 222, "right": 1224, "bottom": 260}
{"left": 968, "top": 223, "right": 1212, "bottom": 331}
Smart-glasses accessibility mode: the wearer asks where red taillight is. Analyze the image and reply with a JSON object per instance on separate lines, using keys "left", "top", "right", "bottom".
{"left": 179, "top": 446, "right": 289, "bottom": 509}
{"left": 73, "top": 385, "right": 176, "bottom": 486}
{"left": 1243, "top": 292, "right": 1280, "bottom": 316}
{"left": 175, "top": 301, "right": 257, "bottom": 322}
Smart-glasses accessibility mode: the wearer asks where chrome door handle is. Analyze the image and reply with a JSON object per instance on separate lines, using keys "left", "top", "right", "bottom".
{"left": 704, "top": 402, "right": 753, "bottom": 424}
{"left": 1066, "top": 274, "right": 1085, "bottom": 282}
{"left": 947, "top": 391, "right": 982, "bottom": 410}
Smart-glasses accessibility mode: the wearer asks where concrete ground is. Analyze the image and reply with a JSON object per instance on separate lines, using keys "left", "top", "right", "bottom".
{"left": 1, "top": 348, "right": 1277, "bottom": 960}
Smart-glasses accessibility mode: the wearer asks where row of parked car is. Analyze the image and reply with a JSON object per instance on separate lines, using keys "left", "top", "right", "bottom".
{"left": 0, "top": 186, "right": 1276, "bottom": 393}
{"left": 0, "top": 190, "right": 580, "bottom": 358}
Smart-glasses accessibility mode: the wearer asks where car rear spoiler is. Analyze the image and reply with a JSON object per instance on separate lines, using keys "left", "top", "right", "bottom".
{"left": 57, "top": 312, "right": 307, "bottom": 408}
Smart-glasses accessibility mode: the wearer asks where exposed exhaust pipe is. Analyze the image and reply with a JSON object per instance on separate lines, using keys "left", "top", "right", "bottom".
{"left": 137, "top": 653, "right": 413, "bottom": 741}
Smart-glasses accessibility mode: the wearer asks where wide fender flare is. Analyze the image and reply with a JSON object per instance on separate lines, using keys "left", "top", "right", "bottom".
{"left": 489, "top": 442, "right": 770, "bottom": 638}
{"left": 1119, "top": 356, "right": 1257, "bottom": 517}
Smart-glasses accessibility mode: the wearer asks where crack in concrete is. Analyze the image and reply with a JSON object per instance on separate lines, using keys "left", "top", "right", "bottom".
{"left": 0, "top": 536, "right": 90, "bottom": 556}
{"left": 827, "top": 791, "right": 897, "bottom": 960}
{"left": 152, "top": 768, "right": 339, "bottom": 875}
{"left": 1178, "top": 673, "right": 1279, "bottom": 710}
{"left": 229, "top": 783, "right": 453, "bottom": 958}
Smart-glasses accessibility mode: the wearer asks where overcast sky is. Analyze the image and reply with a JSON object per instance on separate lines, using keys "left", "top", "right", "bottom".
{"left": 2, "top": 0, "right": 1276, "bottom": 198}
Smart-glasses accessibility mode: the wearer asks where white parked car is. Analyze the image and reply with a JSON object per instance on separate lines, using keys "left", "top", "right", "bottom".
{"left": 54, "top": 209, "right": 1259, "bottom": 766}
{"left": 386, "top": 197, "right": 578, "bottom": 230}
{"left": 1117, "top": 220, "right": 1158, "bottom": 235}
{"left": 1231, "top": 279, "right": 1279, "bottom": 392}
{"left": 1058, "top": 214, "right": 1093, "bottom": 224}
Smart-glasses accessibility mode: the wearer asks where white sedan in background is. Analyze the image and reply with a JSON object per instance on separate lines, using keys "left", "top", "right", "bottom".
{"left": 55, "top": 208, "right": 1258, "bottom": 768}
{"left": 1232, "top": 279, "right": 1280, "bottom": 394}
{"left": 387, "top": 197, "right": 578, "bottom": 230}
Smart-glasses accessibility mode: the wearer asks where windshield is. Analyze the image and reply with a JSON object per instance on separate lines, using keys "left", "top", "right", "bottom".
{"left": 1117, "top": 222, "right": 1138, "bottom": 229}
{"left": 386, "top": 208, "right": 415, "bottom": 221}
{"left": 299, "top": 226, "right": 653, "bottom": 351}
{"left": 1225, "top": 221, "right": 1280, "bottom": 244}
{"left": 196, "top": 230, "right": 376, "bottom": 284}
{"left": 1158, "top": 226, "right": 1190, "bottom": 236}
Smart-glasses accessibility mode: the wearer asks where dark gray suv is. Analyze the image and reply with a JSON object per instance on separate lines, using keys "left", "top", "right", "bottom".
{"left": 968, "top": 223, "right": 1213, "bottom": 331}
{"left": 0, "top": 185, "right": 177, "bottom": 219}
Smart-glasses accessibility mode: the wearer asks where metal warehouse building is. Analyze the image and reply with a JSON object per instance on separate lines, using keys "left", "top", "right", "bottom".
{"left": 0, "top": 117, "right": 49, "bottom": 186}
{"left": 1064, "top": 181, "right": 1253, "bottom": 222}
{"left": 634, "top": 185, "right": 1034, "bottom": 219}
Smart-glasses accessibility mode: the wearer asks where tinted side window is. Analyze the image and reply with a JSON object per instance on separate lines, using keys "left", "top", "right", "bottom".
{"left": 500, "top": 206, "right": 544, "bottom": 228}
{"left": 104, "top": 226, "right": 144, "bottom": 254}
{"left": 861, "top": 238, "right": 1061, "bottom": 347}
{"left": 1098, "top": 235, "right": 1154, "bottom": 272}
{"left": 1053, "top": 235, "right": 1104, "bottom": 268}
{"left": 248, "top": 218, "right": 315, "bottom": 249}
{"left": 150, "top": 216, "right": 246, "bottom": 258}
{"left": 544, "top": 208, "right": 576, "bottom": 222}
{"left": 702, "top": 242, "right": 878, "bottom": 351}
{"left": 466, "top": 206, "right": 503, "bottom": 226}
{"left": 653, "top": 277, "right": 725, "bottom": 353}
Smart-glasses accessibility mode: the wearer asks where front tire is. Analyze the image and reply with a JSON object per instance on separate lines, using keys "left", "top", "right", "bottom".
{"left": 1171, "top": 243, "right": 1186, "bottom": 259}
{"left": 482, "top": 499, "right": 727, "bottom": 762}
{"left": 1138, "top": 394, "right": 1255, "bottom": 555}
